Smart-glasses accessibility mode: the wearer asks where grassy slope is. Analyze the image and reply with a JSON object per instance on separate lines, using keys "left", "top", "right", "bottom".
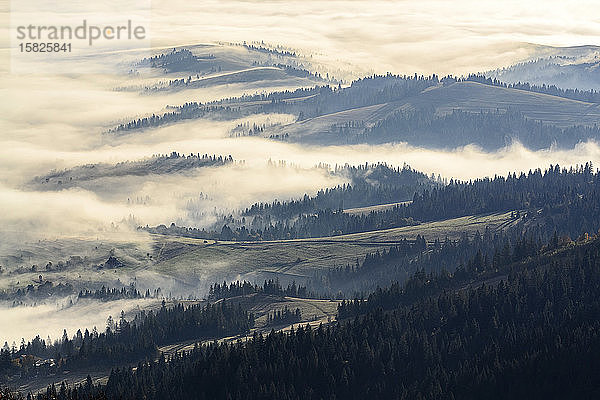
{"left": 412, "top": 81, "right": 600, "bottom": 126}
{"left": 152, "top": 211, "right": 519, "bottom": 283}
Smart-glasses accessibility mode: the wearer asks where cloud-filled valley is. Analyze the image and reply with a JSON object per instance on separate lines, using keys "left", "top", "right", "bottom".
{"left": 2, "top": 2, "right": 600, "bottom": 392}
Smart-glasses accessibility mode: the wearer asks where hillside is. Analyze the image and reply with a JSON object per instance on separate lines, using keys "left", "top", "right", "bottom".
{"left": 124, "top": 44, "right": 328, "bottom": 94}
{"left": 269, "top": 80, "right": 600, "bottom": 147}
{"left": 486, "top": 45, "right": 600, "bottom": 91}
{"left": 29, "top": 153, "right": 233, "bottom": 191}
{"left": 23, "top": 232, "right": 600, "bottom": 399}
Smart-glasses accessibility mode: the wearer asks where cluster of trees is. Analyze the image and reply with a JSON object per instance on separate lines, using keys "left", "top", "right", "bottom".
{"left": 272, "top": 63, "right": 328, "bottom": 81}
{"left": 256, "top": 163, "right": 597, "bottom": 242}
{"left": 209, "top": 279, "right": 312, "bottom": 300}
{"left": 77, "top": 284, "right": 146, "bottom": 301}
{"left": 29, "top": 233, "right": 600, "bottom": 399}
{"left": 230, "top": 121, "right": 268, "bottom": 137}
{"left": 266, "top": 306, "right": 302, "bottom": 325}
{"left": 113, "top": 64, "right": 600, "bottom": 150}
{"left": 337, "top": 229, "right": 553, "bottom": 317}
{"left": 0, "top": 280, "right": 73, "bottom": 302}
{"left": 309, "top": 221, "right": 554, "bottom": 297}
{"left": 112, "top": 67, "right": 600, "bottom": 150}
{"left": 137, "top": 48, "right": 212, "bottom": 73}
{"left": 288, "top": 164, "right": 600, "bottom": 241}
{"left": 110, "top": 105, "right": 251, "bottom": 132}
{"left": 485, "top": 55, "right": 600, "bottom": 92}
{"left": 244, "top": 163, "right": 434, "bottom": 218}
{"left": 223, "top": 208, "right": 417, "bottom": 240}
{"left": 402, "top": 163, "right": 600, "bottom": 233}
{"left": 144, "top": 163, "right": 600, "bottom": 243}
{"left": 267, "top": 73, "right": 439, "bottom": 121}
{"left": 310, "top": 234, "right": 429, "bottom": 296}
{"left": 149, "top": 207, "right": 417, "bottom": 241}
{"left": 361, "top": 108, "right": 600, "bottom": 150}
{"left": 1, "top": 301, "right": 253, "bottom": 380}
{"left": 242, "top": 43, "right": 297, "bottom": 58}
{"left": 144, "top": 163, "right": 434, "bottom": 241}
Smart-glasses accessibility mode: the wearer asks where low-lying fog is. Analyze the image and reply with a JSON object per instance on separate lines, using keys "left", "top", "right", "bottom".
{"left": 0, "top": 297, "right": 161, "bottom": 347}
{"left": 2, "top": 106, "right": 600, "bottom": 245}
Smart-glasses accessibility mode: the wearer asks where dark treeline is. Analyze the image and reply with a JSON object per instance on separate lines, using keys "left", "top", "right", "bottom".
{"left": 292, "top": 163, "right": 598, "bottom": 241}
{"left": 289, "top": 74, "right": 439, "bottom": 121}
{"left": 403, "top": 163, "right": 600, "bottom": 236}
{"left": 310, "top": 237, "right": 425, "bottom": 297}
{"left": 337, "top": 228, "right": 556, "bottom": 317}
{"left": 465, "top": 73, "right": 600, "bottom": 103}
{"left": 309, "top": 224, "right": 550, "bottom": 297}
{"left": 144, "top": 163, "right": 434, "bottom": 241}
{"left": 0, "top": 281, "right": 161, "bottom": 306}
{"left": 483, "top": 55, "right": 600, "bottom": 94}
{"left": 232, "top": 208, "right": 416, "bottom": 240}
{"left": 244, "top": 163, "right": 600, "bottom": 242}
{"left": 137, "top": 48, "right": 213, "bottom": 73}
{"left": 144, "top": 163, "right": 600, "bottom": 242}
{"left": 110, "top": 104, "right": 254, "bottom": 132}
{"left": 209, "top": 279, "right": 312, "bottom": 301}
{"left": 30, "top": 233, "right": 600, "bottom": 399}
{"left": 266, "top": 306, "right": 302, "bottom": 325}
{"left": 146, "top": 205, "right": 418, "bottom": 241}
{"left": 361, "top": 108, "right": 600, "bottom": 150}
{"left": 243, "top": 43, "right": 297, "bottom": 58}
{"left": 0, "top": 301, "right": 253, "bottom": 381}
{"left": 0, "top": 280, "right": 73, "bottom": 303}
{"left": 112, "top": 69, "right": 600, "bottom": 150}
{"left": 244, "top": 163, "right": 435, "bottom": 218}
{"left": 78, "top": 283, "right": 146, "bottom": 302}
{"left": 299, "top": 163, "right": 600, "bottom": 241}
{"left": 154, "top": 66, "right": 326, "bottom": 92}
{"left": 200, "top": 73, "right": 439, "bottom": 117}
{"left": 1, "top": 282, "right": 152, "bottom": 305}
{"left": 305, "top": 164, "right": 600, "bottom": 296}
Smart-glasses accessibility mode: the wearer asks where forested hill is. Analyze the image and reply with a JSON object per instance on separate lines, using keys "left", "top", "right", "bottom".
{"left": 484, "top": 51, "right": 600, "bottom": 92}
{"left": 360, "top": 108, "right": 600, "bottom": 150}
{"left": 29, "top": 232, "right": 600, "bottom": 399}
{"left": 30, "top": 153, "right": 233, "bottom": 190}
{"left": 145, "top": 163, "right": 600, "bottom": 242}
{"left": 143, "top": 163, "right": 436, "bottom": 240}
{"left": 243, "top": 163, "right": 436, "bottom": 217}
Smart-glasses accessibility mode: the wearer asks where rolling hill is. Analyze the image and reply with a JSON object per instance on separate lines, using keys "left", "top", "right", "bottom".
{"left": 486, "top": 45, "right": 600, "bottom": 91}
{"left": 267, "top": 80, "right": 600, "bottom": 146}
